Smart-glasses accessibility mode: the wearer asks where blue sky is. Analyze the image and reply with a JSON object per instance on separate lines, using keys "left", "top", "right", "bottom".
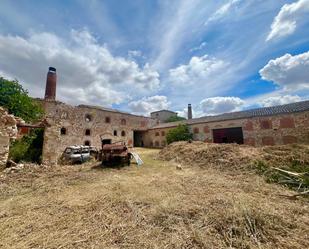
{"left": 0, "top": 0, "right": 309, "bottom": 117}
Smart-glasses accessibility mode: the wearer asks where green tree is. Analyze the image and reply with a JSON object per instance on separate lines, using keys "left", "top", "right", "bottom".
{"left": 166, "top": 124, "right": 193, "bottom": 144}
{"left": 0, "top": 77, "right": 43, "bottom": 122}
{"left": 165, "top": 115, "right": 186, "bottom": 123}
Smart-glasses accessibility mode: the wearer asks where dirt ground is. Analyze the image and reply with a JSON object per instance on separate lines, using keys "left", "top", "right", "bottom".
{"left": 0, "top": 147, "right": 308, "bottom": 249}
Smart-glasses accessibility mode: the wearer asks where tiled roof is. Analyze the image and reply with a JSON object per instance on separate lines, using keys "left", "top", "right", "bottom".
{"left": 150, "top": 109, "right": 177, "bottom": 114}
{"left": 151, "top": 100, "right": 309, "bottom": 129}
{"left": 77, "top": 104, "right": 153, "bottom": 119}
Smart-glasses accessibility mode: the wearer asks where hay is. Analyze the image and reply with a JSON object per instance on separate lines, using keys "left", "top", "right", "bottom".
{"left": 158, "top": 141, "right": 261, "bottom": 171}
{"left": 0, "top": 148, "right": 308, "bottom": 248}
{"left": 158, "top": 141, "right": 309, "bottom": 171}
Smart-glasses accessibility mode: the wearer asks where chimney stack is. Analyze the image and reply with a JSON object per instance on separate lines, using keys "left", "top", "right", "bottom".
{"left": 188, "top": 104, "right": 192, "bottom": 119}
{"left": 44, "top": 67, "right": 57, "bottom": 101}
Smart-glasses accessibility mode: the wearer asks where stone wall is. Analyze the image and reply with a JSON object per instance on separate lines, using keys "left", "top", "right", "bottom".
{"left": 0, "top": 107, "right": 18, "bottom": 169}
{"left": 150, "top": 110, "right": 177, "bottom": 123}
{"left": 143, "top": 111, "right": 309, "bottom": 148}
{"left": 42, "top": 101, "right": 156, "bottom": 165}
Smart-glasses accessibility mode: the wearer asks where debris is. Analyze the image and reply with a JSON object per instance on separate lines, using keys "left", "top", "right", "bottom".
{"left": 131, "top": 152, "right": 143, "bottom": 166}
{"left": 176, "top": 164, "right": 182, "bottom": 170}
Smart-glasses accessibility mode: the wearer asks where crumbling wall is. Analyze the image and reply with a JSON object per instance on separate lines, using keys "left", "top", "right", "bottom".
{"left": 143, "top": 111, "right": 309, "bottom": 147}
{"left": 0, "top": 107, "right": 18, "bottom": 169}
{"left": 42, "top": 101, "right": 156, "bottom": 165}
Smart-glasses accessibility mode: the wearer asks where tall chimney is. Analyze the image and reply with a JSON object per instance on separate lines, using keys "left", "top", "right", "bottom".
{"left": 44, "top": 67, "right": 57, "bottom": 101}
{"left": 188, "top": 104, "right": 192, "bottom": 119}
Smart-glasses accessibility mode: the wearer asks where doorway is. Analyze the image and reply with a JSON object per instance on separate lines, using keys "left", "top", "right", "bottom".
{"left": 212, "top": 127, "right": 244, "bottom": 144}
{"left": 102, "top": 139, "right": 112, "bottom": 145}
{"left": 133, "top": 131, "right": 145, "bottom": 147}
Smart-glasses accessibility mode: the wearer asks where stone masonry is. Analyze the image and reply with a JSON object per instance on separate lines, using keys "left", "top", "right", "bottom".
{"left": 42, "top": 101, "right": 156, "bottom": 165}
{"left": 0, "top": 107, "right": 18, "bottom": 169}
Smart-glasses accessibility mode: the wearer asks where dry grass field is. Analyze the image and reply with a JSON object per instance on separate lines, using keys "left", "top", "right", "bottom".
{"left": 0, "top": 146, "right": 308, "bottom": 249}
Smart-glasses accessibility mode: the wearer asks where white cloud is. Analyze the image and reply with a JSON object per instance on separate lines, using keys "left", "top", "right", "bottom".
{"left": 200, "top": 97, "right": 245, "bottom": 115}
{"left": 205, "top": 0, "right": 242, "bottom": 25}
{"left": 0, "top": 30, "right": 160, "bottom": 106}
{"left": 128, "top": 95, "right": 170, "bottom": 115}
{"left": 266, "top": 0, "right": 309, "bottom": 41}
{"left": 189, "top": 42, "right": 207, "bottom": 52}
{"left": 261, "top": 95, "right": 302, "bottom": 107}
{"left": 168, "top": 55, "right": 227, "bottom": 86}
{"left": 259, "top": 51, "right": 309, "bottom": 91}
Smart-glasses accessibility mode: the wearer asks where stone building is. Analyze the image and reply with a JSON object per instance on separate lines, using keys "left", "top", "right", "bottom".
{"left": 144, "top": 101, "right": 309, "bottom": 148}
{"left": 150, "top": 110, "right": 178, "bottom": 123}
{"left": 42, "top": 101, "right": 156, "bottom": 164}
{"left": 28, "top": 67, "right": 309, "bottom": 164}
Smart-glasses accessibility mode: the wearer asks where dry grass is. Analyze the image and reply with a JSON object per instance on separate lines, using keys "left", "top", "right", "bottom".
{"left": 0, "top": 147, "right": 308, "bottom": 248}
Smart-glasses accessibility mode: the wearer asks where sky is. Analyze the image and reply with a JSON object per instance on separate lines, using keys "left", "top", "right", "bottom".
{"left": 0, "top": 0, "right": 309, "bottom": 117}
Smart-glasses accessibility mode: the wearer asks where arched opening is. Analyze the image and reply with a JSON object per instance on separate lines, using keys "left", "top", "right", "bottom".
{"left": 85, "top": 129, "right": 91, "bottom": 136}
{"left": 114, "top": 130, "right": 118, "bottom": 136}
{"left": 60, "top": 127, "right": 67, "bottom": 135}
{"left": 84, "top": 140, "right": 91, "bottom": 146}
{"left": 121, "top": 131, "right": 126, "bottom": 137}
{"left": 85, "top": 114, "right": 92, "bottom": 122}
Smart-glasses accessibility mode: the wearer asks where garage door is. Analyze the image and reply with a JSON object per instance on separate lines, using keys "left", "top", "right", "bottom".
{"left": 212, "top": 127, "right": 244, "bottom": 144}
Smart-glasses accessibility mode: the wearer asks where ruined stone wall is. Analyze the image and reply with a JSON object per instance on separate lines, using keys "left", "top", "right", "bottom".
{"left": 143, "top": 111, "right": 309, "bottom": 148}
{"left": 0, "top": 107, "right": 18, "bottom": 169}
{"left": 42, "top": 101, "right": 156, "bottom": 164}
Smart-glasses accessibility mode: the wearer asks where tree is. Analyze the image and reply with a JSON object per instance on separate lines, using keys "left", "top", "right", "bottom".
{"left": 166, "top": 124, "right": 193, "bottom": 144}
{"left": 165, "top": 115, "right": 186, "bottom": 123}
{"left": 0, "top": 77, "right": 43, "bottom": 122}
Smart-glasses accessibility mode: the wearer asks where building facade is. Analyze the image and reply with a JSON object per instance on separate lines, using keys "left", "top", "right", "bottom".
{"left": 36, "top": 67, "right": 309, "bottom": 164}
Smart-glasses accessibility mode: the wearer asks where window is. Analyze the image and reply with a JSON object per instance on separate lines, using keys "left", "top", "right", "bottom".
{"left": 155, "top": 132, "right": 160, "bottom": 136}
{"left": 121, "top": 119, "right": 126, "bottom": 125}
{"left": 155, "top": 141, "right": 160, "bottom": 147}
{"left": 84, "top": 140, "right": 91, "bottom": 146}
{"left": 85, "top": 114, "right": 92, "bottom": 122}
{"left": 114, "top": 130, "right": 117, "bottom": 136}
{"left": 105, "top": 117, "right": 111, "bottom": 123}
{"left": 161, "top": 131, "right": 165, "bottom": 136}
{"left": 193, "top": 127, "right": 199, "bottom": 134}
{"left": 260, "top": 120, "right": 272, "bottom": 129}
{"left": 121, "top": 131, "right": 126, "bottom": 136}
{"left": 60, "top": 127, "right": 67, "bottom": 135}
{"left": 85, "top": 129, "right": 91, "bottom": 136}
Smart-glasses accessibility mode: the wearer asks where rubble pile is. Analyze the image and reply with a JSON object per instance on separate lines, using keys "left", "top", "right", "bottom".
{"left": 0, "top": 107, "right": 18, "bottom": 169}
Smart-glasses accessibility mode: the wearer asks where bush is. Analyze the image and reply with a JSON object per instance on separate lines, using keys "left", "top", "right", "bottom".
{"left": 9, "top": 129, "right": 44, "bottom": 164}
{"left": 166, "top": 124, "right": 193, "bottom": 144}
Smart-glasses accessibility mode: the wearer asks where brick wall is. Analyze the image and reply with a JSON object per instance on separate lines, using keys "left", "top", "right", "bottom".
{"left": 142, "top": 111, "right": 309, "bottom": 148}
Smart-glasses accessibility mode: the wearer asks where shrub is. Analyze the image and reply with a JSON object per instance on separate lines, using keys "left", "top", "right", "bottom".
{"left": 166, "top": 124, "right": 193, "bottom": 144}
{"left": 9, "top": 128, "right": 44, "bottom": 164}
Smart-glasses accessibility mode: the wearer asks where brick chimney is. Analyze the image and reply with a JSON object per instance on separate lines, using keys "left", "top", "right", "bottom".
{"left": 188, "top": 104, "right": 192, "bottom": 119}
{"left": 44, "top": 67, "right": 57, "bottom": 101}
